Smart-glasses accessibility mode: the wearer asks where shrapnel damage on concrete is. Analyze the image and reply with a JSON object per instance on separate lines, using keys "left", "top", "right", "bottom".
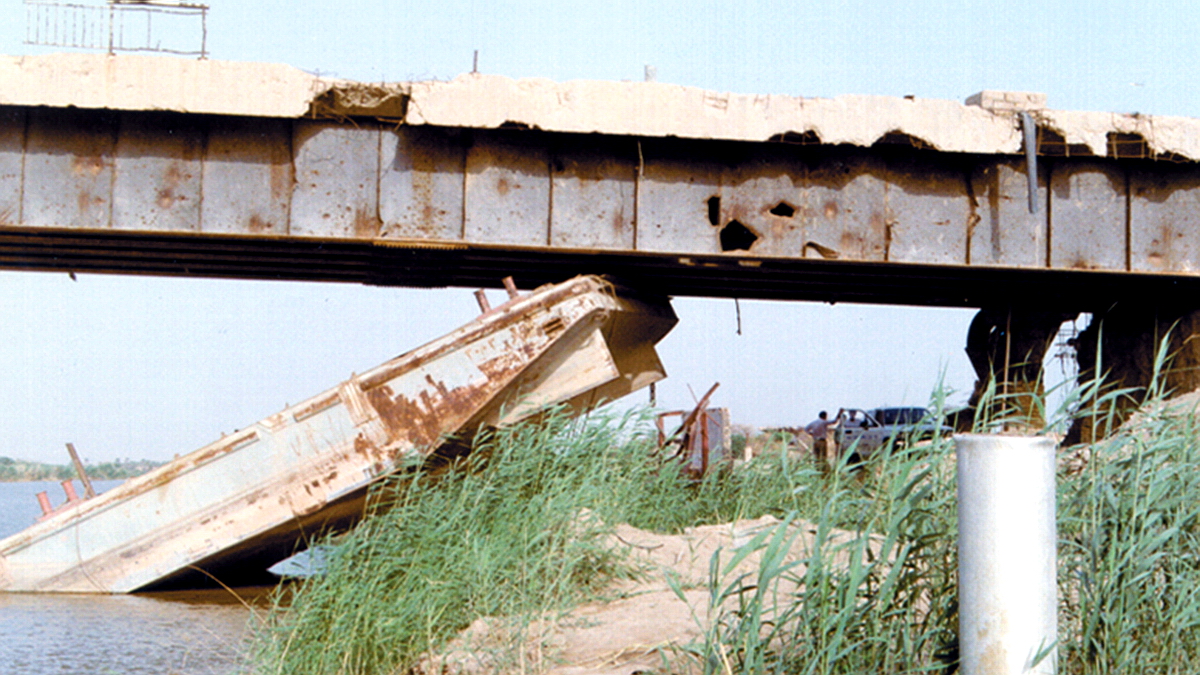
{"left": 4, "top": 53, "right": 1200, "bottom": 309}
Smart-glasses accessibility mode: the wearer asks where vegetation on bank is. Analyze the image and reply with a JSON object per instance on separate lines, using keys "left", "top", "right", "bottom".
{"left": 0, "top": 456, "right": 162, "bottom": 482}
{"left": 252, "top": 408, "right": 810, "bottom": 675}
{"left": 691, "top": 390, "right": 1200, "bottom": 675}
{"left": 252, "top": 381, "right": 1200, "bottom": 674}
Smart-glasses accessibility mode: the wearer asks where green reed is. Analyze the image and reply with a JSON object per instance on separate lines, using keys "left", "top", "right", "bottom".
{"left": 252, "top": 363, "right": 1200, "bottom": 674}
{"left": 251, "top": 407, "right": 808, "bottom": 675}
{"left": 692, "top": 372, "right": 1200, "bottom": 674}
{"left": 683, "top": 425, "right": 960, "bottom": 675}
{"left": 1057, "top": 399, "right": 1200, "bottom": 673}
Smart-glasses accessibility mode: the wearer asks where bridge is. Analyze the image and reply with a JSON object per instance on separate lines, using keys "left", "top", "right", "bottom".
{"left": 5, "top": 52, "right": 1200, "bottom": 417}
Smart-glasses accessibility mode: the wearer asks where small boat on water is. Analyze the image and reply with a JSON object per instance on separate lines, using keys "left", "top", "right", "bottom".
{"left": 0, "top": 275, "right": 677, "bottom": 593}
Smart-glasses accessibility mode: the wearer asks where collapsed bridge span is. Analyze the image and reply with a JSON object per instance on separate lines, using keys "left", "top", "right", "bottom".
{"left": 0, "top": 275, "right": 677, "bottom": 593}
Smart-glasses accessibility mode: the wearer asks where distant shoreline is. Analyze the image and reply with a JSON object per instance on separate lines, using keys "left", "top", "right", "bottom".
{"left": 0, "top": 457, "right": 163, "bottom": 482}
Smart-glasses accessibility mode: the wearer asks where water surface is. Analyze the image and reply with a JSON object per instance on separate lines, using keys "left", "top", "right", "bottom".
{"left": 1, "top": 480, "right": 265, "bottom": 675}
{"left": 0, "top": 479, "right": 124, "bottom": 537}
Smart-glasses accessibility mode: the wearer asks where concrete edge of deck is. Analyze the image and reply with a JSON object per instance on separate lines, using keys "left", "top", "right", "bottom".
{"left": 3, "top": 52, "right": 1199, "bottom": 161}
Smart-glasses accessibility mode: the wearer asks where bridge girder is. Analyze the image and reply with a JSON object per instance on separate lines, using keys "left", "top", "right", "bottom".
{"left": 1, "top": 107, "right": 1200, "bottom": 309}
{"left": 3, "top": 54, "right": 1200, "bottom": 310}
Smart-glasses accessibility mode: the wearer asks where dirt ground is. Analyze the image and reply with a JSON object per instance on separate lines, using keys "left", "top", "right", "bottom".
{"left": 419, "top": 514, "right": 876, "bottom": 675}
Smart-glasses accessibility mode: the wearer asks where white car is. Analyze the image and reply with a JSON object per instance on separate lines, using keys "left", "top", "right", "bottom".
{"left": 834, "top": 406, "right": 950, "bottom": 458}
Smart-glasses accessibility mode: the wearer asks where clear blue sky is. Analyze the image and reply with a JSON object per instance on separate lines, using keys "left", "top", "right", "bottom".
{"left": 0, "top": 1, "right": 1186, "bottom": 463}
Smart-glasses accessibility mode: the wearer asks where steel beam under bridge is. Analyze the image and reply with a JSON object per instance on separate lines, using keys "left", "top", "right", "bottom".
{"left": 4, "top": 57, "right": 1200, "bottom": 309}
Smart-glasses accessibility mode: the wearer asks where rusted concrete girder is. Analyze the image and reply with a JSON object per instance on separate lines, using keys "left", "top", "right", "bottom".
{"left": 2, "top": 108, "right": 1200, "bottom": 307}
{"left": 4, "top": 55, "right": 1200, "bottom": 306}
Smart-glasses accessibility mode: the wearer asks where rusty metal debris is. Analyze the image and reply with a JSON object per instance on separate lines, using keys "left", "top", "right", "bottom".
{"left": 656, "top": 383, "right": 733, "bottom": 477}
{"left": 65, "top": 442, "right": 97, "bottom": 499}
{"left": 32, "top": 443, "right": 100, "bottom": 523}
{"left": 0, "top": 275, "right": 677, "bottom": 593}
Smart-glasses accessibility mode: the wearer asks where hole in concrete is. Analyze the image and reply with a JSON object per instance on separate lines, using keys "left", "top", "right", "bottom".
{"left": 1107, "top": 132, "right": 1150, "bottom": 159}
{"left": 767, "top": 130, "right": 821, "bottom": 145}
{"left": 707, "top": 196, "right": 721, "bottom": 226}
{"left": 541, "top": 317, "right": 566, "bottom": 337}
{"left": 720, "top": 220, "right": 758, "bottom": 251}
{"left": 1155, "top": 150, "right": 1191, "bottom": 164}
{"left": 769, "top": 201, "right": 796, "bottom": 217}
{"left": 1036, "top": 127, "right": 1093, "bottom": 157}
{"left": 1087, "top": 130, "right": 1190, "bottom": 161}
{"left": 874, "top": 130, "right": 935, "bottom": 150}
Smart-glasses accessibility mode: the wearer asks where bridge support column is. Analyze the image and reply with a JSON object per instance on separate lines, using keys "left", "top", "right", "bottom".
{"left": 964, "top": 308, "right": 1078, "bottom": 429}
{"left": 1067, "top": 303, "right": 1200, "bottom": 444}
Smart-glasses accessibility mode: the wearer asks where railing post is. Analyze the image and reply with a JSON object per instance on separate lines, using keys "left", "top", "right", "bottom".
{"left": 66, "top": 442, "right": 97, "bottom": 499}
{"left": 61, "top": 479, "right": 79, "bottom": 503}
{"left": 473, "top": 289, "right": 491, "bottom": 313}
{"left": 956, "top": 434, "right": 1058, "bottom": 675}
{"left": 36, "top": 491, "right": 53, "bottom": 516}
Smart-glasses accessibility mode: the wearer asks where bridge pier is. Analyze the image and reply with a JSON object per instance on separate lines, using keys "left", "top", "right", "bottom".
{"left": 1067, "top": 303, "right": 1200, "bottom": 444}
{"left": 964, "top": 307, "right": 1078, "bottom": 428}
{"left": 963, "top": 302, "right": 1200, "bottom": 441}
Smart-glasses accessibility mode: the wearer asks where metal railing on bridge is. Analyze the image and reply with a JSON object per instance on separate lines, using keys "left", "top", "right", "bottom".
{"left": 24, "top": 0, "right": 209, "bottom": 58}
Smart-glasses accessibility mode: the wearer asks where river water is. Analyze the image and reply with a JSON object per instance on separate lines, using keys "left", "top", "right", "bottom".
{"left": 0, "top": 480, "right": 266, "bottom": 675}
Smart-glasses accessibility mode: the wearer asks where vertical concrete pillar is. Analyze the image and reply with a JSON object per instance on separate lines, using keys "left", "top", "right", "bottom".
{"left": 1068, "top": 303, "right": 1200, "bottom": 445}
{"left": 957, "top": 434, "right": 1058, "bottom": 675}
{"left": 963, "top": 308, "right": 1077, "bottom": 429}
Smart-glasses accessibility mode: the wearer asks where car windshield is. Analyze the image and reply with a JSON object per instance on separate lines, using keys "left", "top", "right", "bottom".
{"left": 875, "top": 407, "right": 928, "bottom": 425}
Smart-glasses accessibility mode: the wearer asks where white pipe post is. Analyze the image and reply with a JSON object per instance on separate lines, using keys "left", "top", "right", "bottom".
{"left": 956, "top": 434, "right": 1058, "bottom": 675}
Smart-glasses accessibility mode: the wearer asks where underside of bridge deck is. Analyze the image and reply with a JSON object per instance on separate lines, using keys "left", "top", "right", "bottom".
{"left": 2, "top": 225, "right": 1199, "bottom": 311}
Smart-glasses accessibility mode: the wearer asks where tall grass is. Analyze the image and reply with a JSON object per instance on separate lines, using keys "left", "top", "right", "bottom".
{"left": 693, "top": 378, "right": 1200, "bottom": 674}
{"left": 251, "top": 407, "right": 811, "bottom": 675}
{"left": 253, "top": 375, "right": 1200, "bottom": 674}
{"left": 687, "top": 429, "right": 960, "bottom": 675}
{"left": 1057, "top": 400, "right": 1200, "bottom": 673}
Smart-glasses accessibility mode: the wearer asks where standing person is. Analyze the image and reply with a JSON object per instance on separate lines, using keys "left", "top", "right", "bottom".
{"left": 805, "top": 411, "right": 834, "bottom": 472}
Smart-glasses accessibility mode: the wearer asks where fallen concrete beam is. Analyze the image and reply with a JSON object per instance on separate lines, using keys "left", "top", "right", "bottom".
{"left": 0, "top": 275, "right": 677, "bottom": 593}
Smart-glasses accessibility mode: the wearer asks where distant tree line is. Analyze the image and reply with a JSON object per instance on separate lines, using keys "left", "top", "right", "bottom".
{"left": 0, "top": 456, "right": 162, "bottom": 482}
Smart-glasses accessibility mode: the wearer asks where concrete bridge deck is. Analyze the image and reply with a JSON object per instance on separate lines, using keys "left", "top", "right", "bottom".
{"left": 4, "top": 53, "right": 1200, "bottom": 308}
